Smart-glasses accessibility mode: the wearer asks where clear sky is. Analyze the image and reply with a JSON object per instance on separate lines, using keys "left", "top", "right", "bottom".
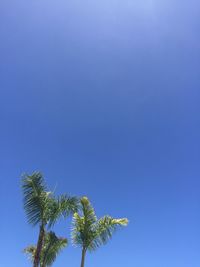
{"left": 0, "top": 0, "right": 200, "bottom": 267}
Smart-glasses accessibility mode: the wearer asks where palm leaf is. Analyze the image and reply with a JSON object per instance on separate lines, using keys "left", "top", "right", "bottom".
{"left": 47, "top": 194, "right": 79, "bottom": 228}
{"left": 24, "top": 232, "right": 67, "bottom": 267}
{"left": 71, "top": 197, "right": 128, "bottom": 252}
{"left": 92, "top": 216, "right": 128, "bottom": 250}
{"left": 71, "top": 197, "right": 97, "bottom": 249}
{"left": 23, "top": 245, "right": 36, "bottom": 262}
{"left": 41, "top": 231, "right": 67, "bottom": 267}
{"left": 22, "top": 172, "right": 50, "bottom": 226}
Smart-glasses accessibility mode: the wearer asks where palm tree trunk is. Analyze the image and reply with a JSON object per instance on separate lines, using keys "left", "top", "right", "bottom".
{"left": 80, "top": 248, "right": 86, "bottom": 267}
{"left": 33, "top": 225, "right": 45, "bottom": 267}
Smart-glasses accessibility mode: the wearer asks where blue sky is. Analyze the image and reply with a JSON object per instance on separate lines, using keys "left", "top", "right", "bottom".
{"left": 0, "top": 0, "right": 200, "bottom": 267}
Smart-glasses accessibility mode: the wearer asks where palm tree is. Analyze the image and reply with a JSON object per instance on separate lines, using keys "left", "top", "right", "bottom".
{"left": 24, "top": 231, "right": 67, "bottom": 267}
{"left": 22, "top": 172, "right": 79, "bottom": 267}
{"left": 71, "top": 197, "right": 128, "bottom": 267}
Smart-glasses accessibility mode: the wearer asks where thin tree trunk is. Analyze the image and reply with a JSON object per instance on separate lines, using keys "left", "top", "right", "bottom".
{"left": 80, "top": 248, "right": 86, "bottom": 267}
{"left": 33, "top": 225, "right": 45, "bottom": 267}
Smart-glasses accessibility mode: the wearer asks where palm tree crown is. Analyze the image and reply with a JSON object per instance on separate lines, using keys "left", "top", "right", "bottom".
{"left": 22, "top": 172, "right": 79, "bottom": 227}
{"left": 71, "top": 197, "right": 128, "bottom": 267}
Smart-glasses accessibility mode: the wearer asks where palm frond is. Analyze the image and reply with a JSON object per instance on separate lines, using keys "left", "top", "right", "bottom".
{"left": 71, "top": 212, "right": 85, "bottom": 247}
{"left": 71, "top": 197, "right": 128, "bottom": 252}
{"left": 71, "top": 197, "right": 97, "bottom": 249}
{"left": 23, "top": 232, "right": 67, "bottom": 267}
{"left": 22, "top": 172, "right": 50, "bottom": 226}
{"left": 41, "top": 231, "right": 67, "bottom": 267}
{"left": 48, "top": 195, "right": 79, "bottom": 227}
{"left": 91, "top": 216, "right": 128, "bottom": 250}
{"left": 23, "top": 245, "right": 36, "bottom": 262}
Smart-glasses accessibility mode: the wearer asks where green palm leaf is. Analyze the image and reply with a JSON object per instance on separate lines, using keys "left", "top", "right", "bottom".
{"left": 41, "top": 231, "right": 67, "bottom": 267}
{"left": 71, "top": 197, "right": 97, "bottom": 249}
{"left": 48, "top": 194, "right": 79, "bottom": 228}
{"left": 22, "top": 172, "right": 50, "bottom": 226}
{"left": 24, "top": 231, "right": 67, "bottom": 267}
{"left": 93, "top": 216, "right": 128, "bottom": 249}
{"left": 23, "top": 245, "right": 36, "bottom": 263}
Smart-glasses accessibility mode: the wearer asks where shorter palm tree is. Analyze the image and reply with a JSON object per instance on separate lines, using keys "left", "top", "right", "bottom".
{"left": 71, "top": 197, "right": 128, "bottom": 267}
{"left": 24, "top": 231, "right": 67, "bottom": 267}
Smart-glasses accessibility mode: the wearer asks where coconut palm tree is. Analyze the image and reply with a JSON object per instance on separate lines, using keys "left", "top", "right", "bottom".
{"left": 24, "top": 231, "right": 67, "bottom": 267}
{"left": 22, "top": 172, "right": 79, "bottom": 267}
{"left": 71, "top": 197, "right": 128, "bottom": 267}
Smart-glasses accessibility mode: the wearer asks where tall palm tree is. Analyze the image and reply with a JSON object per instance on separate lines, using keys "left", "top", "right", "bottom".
{"left": 71, "top": 197, "right": 128, "bottom": 267}
{"left": 22, "top": 172, "right": 79, "bottom": 267}
{"left": 24, "top": 231, "right": 67, "bottom": 267}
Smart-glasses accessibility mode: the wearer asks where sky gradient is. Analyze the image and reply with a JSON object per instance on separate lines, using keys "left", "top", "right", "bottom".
{"left": 0, "top": 0, "right": 200, "bottom": 267}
